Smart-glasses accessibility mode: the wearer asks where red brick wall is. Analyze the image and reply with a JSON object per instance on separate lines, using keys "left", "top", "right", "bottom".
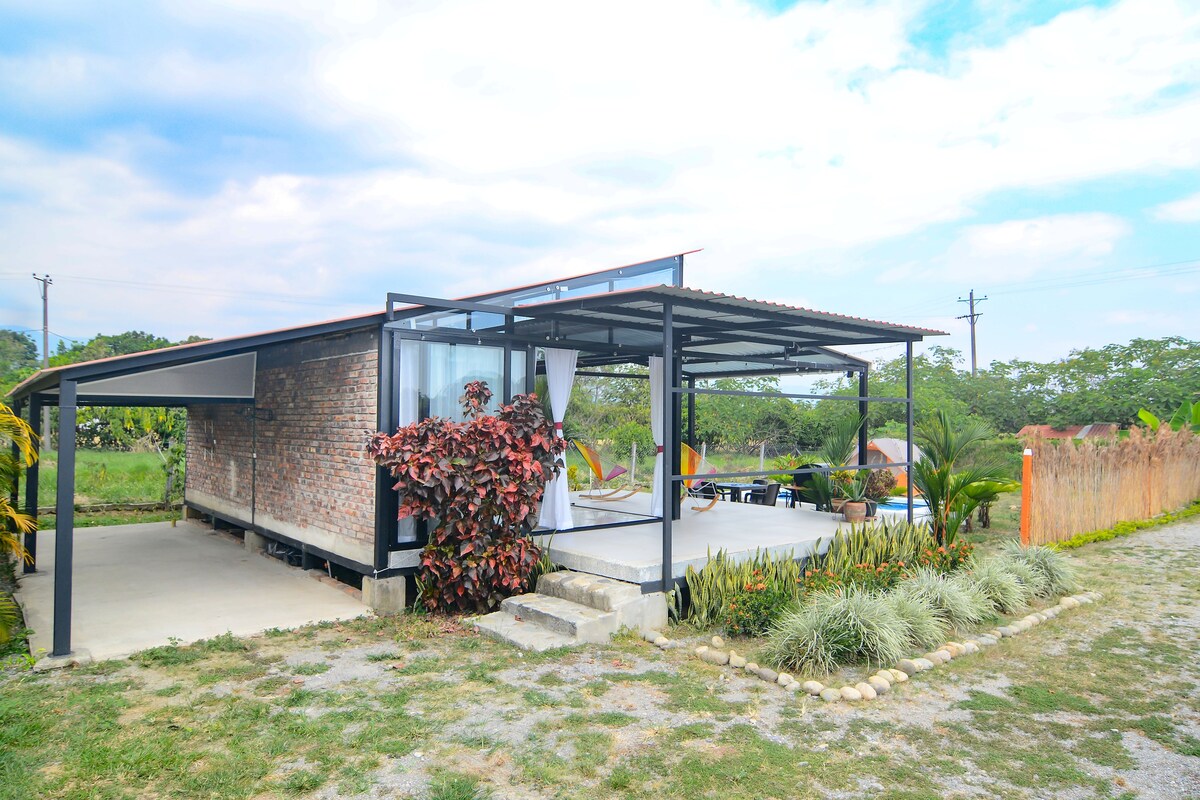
{"left": 185, "top": 327, "right": 380, "bottom": 567}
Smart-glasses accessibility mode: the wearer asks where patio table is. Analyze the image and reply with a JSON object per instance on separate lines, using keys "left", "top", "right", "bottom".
{"left": 714, "top": 481, "right": 760, "bottom": 502}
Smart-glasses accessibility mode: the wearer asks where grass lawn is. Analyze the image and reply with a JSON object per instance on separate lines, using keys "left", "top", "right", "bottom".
{"left": 31, "top": 449, "right": 169, "bottom": 506}
{"left": 2, "top": 517, "right": 1198, "bottom": 799}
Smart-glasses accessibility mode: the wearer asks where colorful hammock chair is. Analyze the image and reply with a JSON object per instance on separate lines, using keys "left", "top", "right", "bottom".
{"left": 571, "top": 440, "right": 639, "bottom": 501}
{"left": 681, "top": 443, "right": 720, "bottom": 511}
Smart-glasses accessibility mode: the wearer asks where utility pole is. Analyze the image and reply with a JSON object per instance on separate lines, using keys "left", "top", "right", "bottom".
{"left": 956, "top": 289, "right": 987, "bottom": 377}
{"left": 32, "top": 274, "right": 52, "bottom": 445}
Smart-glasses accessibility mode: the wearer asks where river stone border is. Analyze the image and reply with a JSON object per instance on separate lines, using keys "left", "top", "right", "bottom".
{"left": 642, "top": 591, "right": 1103, "bottom": 702}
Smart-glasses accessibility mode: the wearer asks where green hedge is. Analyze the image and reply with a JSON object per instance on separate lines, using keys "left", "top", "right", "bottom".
{"left": 1050, "top": 499, "right": 1200, "bottom": 550}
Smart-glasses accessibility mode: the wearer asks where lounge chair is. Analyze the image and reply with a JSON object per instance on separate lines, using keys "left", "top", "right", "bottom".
{"left": 571, "top": 440, "right": 639, "bottom": 501}
{"left": 682, "top": 443, "right": 720, "bottom": 511}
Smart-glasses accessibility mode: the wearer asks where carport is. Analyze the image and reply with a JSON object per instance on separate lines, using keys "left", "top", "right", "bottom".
{"left": 8, "top": 315, "right": 378, "bottom": 665}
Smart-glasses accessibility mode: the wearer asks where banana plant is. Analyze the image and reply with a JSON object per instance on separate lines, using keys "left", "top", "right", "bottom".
{"left": 1137, "top": 401, "right": 1200, "bottom": 433}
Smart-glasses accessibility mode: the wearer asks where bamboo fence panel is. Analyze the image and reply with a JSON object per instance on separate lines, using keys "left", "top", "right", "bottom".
{"left": 1027, "top": 427, "right": 1200, "bottom": 546}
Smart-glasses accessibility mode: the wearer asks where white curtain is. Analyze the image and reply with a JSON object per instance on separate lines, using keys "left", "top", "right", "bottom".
{"left": 537, "top": 348, "right": 578, "bottom": 531}
{"left": 649, "top": 355, "right": 664, "bottom": 517}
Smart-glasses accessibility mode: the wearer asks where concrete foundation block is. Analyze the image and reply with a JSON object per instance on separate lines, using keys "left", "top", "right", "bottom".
{"left": 362, "top": 575, "right": 407, "bottom": 614}
{"left": 243, "top": 530, "right": 267, "bottom": 554}
{"left": 33, "top": 648, "right": 93, "bottom": 673}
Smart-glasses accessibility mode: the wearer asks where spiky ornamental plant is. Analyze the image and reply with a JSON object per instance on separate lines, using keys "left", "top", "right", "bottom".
{"left": 366, "top": 382, "right": 565, "bottom": 613}
{"left": 885, "top": 591, "right": 948, "bottom": 650}
{"left": 965, "top": 557, "right": 1031, "bottom": 614}
{"left": 762, "top": 586, "right": 910, "bottom": 674}
{"left": 0, "top": 401, "right": 37, "bottom": 643}
{"left": 1001, "top": 542, "right": 1077, "bottom": 597}
{"left": 896, "top": 566, "right": 991, "bottom": 631}
{"left": 995, "top": 551, "right": 1051, "bottom": 598}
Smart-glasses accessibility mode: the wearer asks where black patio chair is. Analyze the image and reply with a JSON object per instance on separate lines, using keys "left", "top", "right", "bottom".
{"left": 746, "top": 481, "right": 781, "bottom": 507}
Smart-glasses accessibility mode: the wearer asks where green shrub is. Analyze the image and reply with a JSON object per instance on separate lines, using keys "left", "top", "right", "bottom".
{"left": 896, "top": 567, "right": 990, "bottom": 631}
{"left": 915, "top": 541, "right": 975, "bottom": 573}
{"left": 1000, "top": 542, "right": 1077, "bottom": 597}
{"left": 761, "top": 586, "right": 909, "bottom": 674}
{"left": 963, "top": 557, "right": 1030, "bottom": 614}
{"left": 994, "top": 552, "right": 1050, "bottom": 598}
{"left": 884, "top": 591, "right": 948, "bottom": 650}
{"left": 811, "top": 519, "right": 935, "bottom": 576}
{"left": 1051, "top": 500, "right": 1200, "bottom": 549}
{"left": 801, "top": 562, "right": 907, "bottom": 594}
{"left": 864, "top": 469, "right": 897, "bottom": 501}
{"left": 684, "top": 549, "right": 802, "bottom": 628}
{"left": 608, "top": 421, "right": 654, "bottom": 461}
{"left": 723, "top": 586, "right": 793, "bottom": 637}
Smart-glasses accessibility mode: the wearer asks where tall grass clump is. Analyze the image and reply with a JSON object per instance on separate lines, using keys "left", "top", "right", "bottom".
{"left": 896, "top": 567, "right": 991, "bottom": 631}
{"left": 963, "top": 557, "right": 1031, "bottom": 614}
{"left": 884, "top": 592, "right": 948, "bottom": 650}
{"left": 1000, "top": 542, "right": 1077, "bottom": 597}
{"left": 685, "top": 548, "right": 802, "bottom": 627}
{"left": 992, "top": 551, "right": 1048, "bottom": 597}
{"left": 761, "top": 586, "right": 908, "bottom": 674}
{"left": 811, "top": 518, "right": 934, "bottom": 575}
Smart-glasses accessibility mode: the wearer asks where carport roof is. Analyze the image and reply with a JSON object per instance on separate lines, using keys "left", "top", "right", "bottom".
{"left": 9, "top": 310, "right": 385, "bottom": 406}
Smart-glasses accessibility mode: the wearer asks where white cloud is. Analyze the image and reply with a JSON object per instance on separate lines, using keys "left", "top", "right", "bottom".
{"left": 1, "top": 0, "right": 1199, "bottom": 343}
{"left": 942, "top": 213, "right": 1131, "bottom": 282}
{"left": 1152, "top": 191, "right": 1200, "bottom": 222}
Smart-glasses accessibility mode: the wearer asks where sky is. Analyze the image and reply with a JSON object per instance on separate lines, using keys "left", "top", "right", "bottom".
{"left": 1, "top": 0, "right": 1198, "bottom": 372}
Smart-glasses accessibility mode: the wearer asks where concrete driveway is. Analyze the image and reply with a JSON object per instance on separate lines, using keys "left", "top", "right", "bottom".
{"left": 15, "top": 521, "right": 370, "bottom": 661}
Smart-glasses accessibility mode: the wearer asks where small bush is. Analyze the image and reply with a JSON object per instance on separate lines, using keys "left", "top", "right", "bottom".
{"left": 885, "top": 591, "right": 948, "bottom": 650}
{"left": 685, "top": 550, "right": 802, "bottom": 628}
{"left": 723, "top": 585, "right": 793, "bottom": 637}
{"left": 762, "top": 586, "right": 909, "bottom": 674}
{"left": 896, "top": 567, "right": 991, "bottom": 631}
{"left": 915, "top": 541, "right": 975, "bottom": 573}
{"left": 963, "top": 557, "right": 1031, "bottom": 614}
{"left": 1001, "top": 542, "right": 1077, "bottom": 596}
{"left": 801, "top": 562, "right": 907, "bottom": 594}
{"left": 864, "top": 469, "right": 897, "bottom": 501}
{"left": 994, "top": 552, "right": 1050, "bottom": 597}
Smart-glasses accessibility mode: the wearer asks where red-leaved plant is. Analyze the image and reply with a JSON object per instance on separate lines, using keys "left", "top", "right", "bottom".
{"left": 366, "top": 381, "right": 565, "bottom": 612}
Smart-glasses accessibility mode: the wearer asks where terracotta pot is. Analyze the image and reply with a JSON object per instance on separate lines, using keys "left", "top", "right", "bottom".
{"left": 843, "top": 501, "right": 868, "bottom": 524}
{"left": 831, "top": 498, "right": 848, "bottom": 514}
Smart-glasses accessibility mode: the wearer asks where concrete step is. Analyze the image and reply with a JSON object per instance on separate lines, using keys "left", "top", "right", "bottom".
{"left": 500, "top": 593, "right": 618, "bottom": 643}
{"left": 473, "top": 611, "right": 576, "bottom": 652}
{"left": 536, "top": 571, "right": 644, "bottom": 612}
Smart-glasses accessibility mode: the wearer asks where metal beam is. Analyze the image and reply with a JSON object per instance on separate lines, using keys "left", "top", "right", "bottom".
{"left": 906, "top": 342, "right": 915, "bottom": 524}
{"left": 52, "top": 379, "right": 77, "bottom": 657}
{"left": 858, "top": 369, "right": 869, "bottom": 475}
{"left": 24, "top": 396, "right": 40, "bottom": 574}
{"left": 373, "top": 328, "right": 395, "bottom": 572}
{"left": 660, "top": 302, "right": 675, "bottom": 594}
{"left": 672, "top": 385, "right": 910, "bottom": 404}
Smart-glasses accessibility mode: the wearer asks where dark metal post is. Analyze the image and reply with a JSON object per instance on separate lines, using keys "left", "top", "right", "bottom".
{"left": 672, "top": 357, "right": 684, "bottom": 520}
{"left": 686, "top": 375, "right": 696, "bottom": 451}
{"left": 857, "top": 368, "right": 869, "bottom": 469}
{"left": 374, "top": 328, "right": 396, "bottom": 569}
{"left": 52, "top": 379, "right": 78, "bottom": 657}
{"left": 661, "top": 302, "right": 675, "bottom": 593}
{"left": 905, "top": 343, "right": 915, "bottom": 524}
{"left": 24, "top": 395, "right": 42, "bottom": 573}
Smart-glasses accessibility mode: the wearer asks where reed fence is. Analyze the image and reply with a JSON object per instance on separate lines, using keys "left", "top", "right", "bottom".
{"left": 1025, "top": 427, "right": 1200, "bottom": 545}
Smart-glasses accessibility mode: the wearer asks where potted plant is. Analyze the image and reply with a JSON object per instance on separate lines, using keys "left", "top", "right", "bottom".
{"left": 829, "top": 469, "right": 854, "bottom": 514}
{"left": 842, "top": 471, "right": 869, "bottom": 524}
{"left": 863, "top": 468, "right": 897, "bottom": 519}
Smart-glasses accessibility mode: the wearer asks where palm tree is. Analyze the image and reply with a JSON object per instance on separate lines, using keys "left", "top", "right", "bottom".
{"left": 0, "top": 401, "right": 37, "bottom": 642}
{"left": 912, "top": 410, "right": 1018, "bottom": 546}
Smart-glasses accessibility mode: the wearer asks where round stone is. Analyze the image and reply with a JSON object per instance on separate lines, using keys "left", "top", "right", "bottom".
{"left": 855, "top": 682, "right": 877, "bottom": 701}
{"left": 820, "top": 688, "right": 842, "bottom": 702}
{"left": 700, "top": 649, "right": 730, "bottom": 666}
{"left": 711, "top": 636, "right": 725, "bottom": 648}
{"left": 840, "top": 686, "right": 863, "bottom": 701}
{"left": 643, "top": 630, "right": 662, "bottom": 643}
{"left": 936, "top": 648, "right": 955, "bottom": 661}
{"left": 785, "top": 681, "right": 802, "bottom": 693}
{"left": 744, "top": 662, "right": 759, "bottom": 673}
{"left": 887, "top": 669, "right": 908, "bottom": 683}
{"left": 997, "top": 626, "right": 1014, "bottom": 637}
{"left": 778, "top": 672, "right": 794, "bottom": 686}
{"left": 868, "top": 676, "right": 890, "bottom": 695}
{"left": 924, "top": 651, "right": 949, "bottom": 665}
{"left": 913, "top": 658, "right": 935, "bottom": 672}
{"left": 963, "top": 642, "right": 980, "bottom": 655}
{"left": 896, "top": 659, "right": 919, "bottom": 676}
{"left": 1060, "top": 597, "right": 1080, "bottom": 609}
{"left": 729, "top": 655, "right": 747, "bottom": 669}
{"left": 872, "top": 672, "right": 892, "bottom": 686}
{"left": 757, "top": 668, "right": 779, "bottom": 684}
{"left": 695, "top": 645, "right": 709, "bottom": 655}
{"left": 802, "top": 680, "right": 825, "bottom": 695}
{"left": 654, "top": 636, "right": 670, "bottom": 647}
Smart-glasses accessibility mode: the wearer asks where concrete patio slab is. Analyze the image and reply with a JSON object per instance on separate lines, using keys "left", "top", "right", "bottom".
{"left": 15, "top": 521, "right": 370, "bottom": 662}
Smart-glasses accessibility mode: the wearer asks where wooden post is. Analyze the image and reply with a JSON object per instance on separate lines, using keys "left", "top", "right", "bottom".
{"left": 1020, "top": 447, "right": 1033, "bottom": 547}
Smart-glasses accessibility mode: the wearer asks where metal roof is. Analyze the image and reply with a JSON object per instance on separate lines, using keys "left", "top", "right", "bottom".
{"left": 501, "top": 284, "right": 943, "bottom": 377}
